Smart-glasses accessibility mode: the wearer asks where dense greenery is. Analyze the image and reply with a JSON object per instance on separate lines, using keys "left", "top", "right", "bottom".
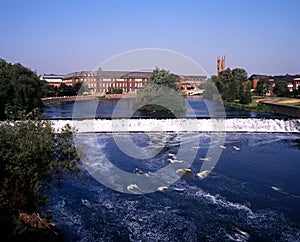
{"left": 135, "top": 67, "right": 186, "bottom": 112}
{"left": 107, "top": 88, "right": 123, "bottom": 94}
{"left": 0, "top": 59, "right": 48, "bottom": 120}
{"left": 0, "top": 59, "right": 81, "bottom": 240}
{"left": 47, "top": 81, "right": 89, "bottom": 97}
{"left": 273, "top": 81, "right": 290, "bottom": 97}
{"left": 201, "top": 68, "right": 252, "bottom": 104}
{"left": 255, "top": 77, "right": 271, "bottom": 97}
{"left": 199, "top": 78, "right": 220, "bottom": 101}
{"left": 0, "top": 114, "right": 80, "bottom": 240}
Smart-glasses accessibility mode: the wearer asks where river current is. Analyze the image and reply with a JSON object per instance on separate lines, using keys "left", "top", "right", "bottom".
{"left": 44, "top": 98, "right": 300, "bottom": 241}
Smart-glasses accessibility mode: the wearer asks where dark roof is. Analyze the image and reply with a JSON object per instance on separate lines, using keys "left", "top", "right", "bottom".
{"left": 182, "top": 76, "right": 206, "bottom": 82}
{"left": 248, "top": 74, "right": 270, "bottom": 80}
{"left": 249, "top": 73, "right": 300, "bottom": 83}
{"left": 63, "top": 70, "right": 151, "bottom": 79}
{"left": 271, "top": 74, "right": 300, "bottom": 83}
{"left": 63, "top": 71, "right": 90, "bottom": 79}
{"left": 122, "top": 71, "right": 152, "bottom": 78}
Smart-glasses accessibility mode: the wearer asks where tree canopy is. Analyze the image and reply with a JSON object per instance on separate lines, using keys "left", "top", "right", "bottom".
{"left": 135, "top": 67, "right": 186, "bottom": 113}
{"left": 0, "top": 114, "right": 80, "bottom": 239}
{"left": 0, "top": 59, "right": 48, "bottom": 120}
{"left": 273, "top": 81, "right": 290, "bottom": 97}
{"left": 202, "top": 68, "right": 252, "bottom": 104}
{"left": 255, "top": 77, "right": 271, "bottom": 97}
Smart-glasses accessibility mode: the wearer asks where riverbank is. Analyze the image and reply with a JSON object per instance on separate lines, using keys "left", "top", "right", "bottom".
{"left": 41, "top": 93, "right": 137, "bottom": 106}
{"left": 260, "top": 98, "right": 300, "bottom": 118}
{"left": 223, "top": 97, "right": 274, "bottom": 113}
{"left": 224, "top": 97, "right": 300, "bottom": 118}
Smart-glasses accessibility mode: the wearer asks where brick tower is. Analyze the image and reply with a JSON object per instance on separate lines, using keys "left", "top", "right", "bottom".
{"left": 217, "top": 55, "right": 226, "bottom": 76}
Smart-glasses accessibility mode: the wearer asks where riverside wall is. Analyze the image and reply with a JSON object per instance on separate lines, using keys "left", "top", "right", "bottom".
{"left": 41, "top": 93, "right": 137, "bottom": 106}
{"left": 41, "top": 96, "right": 97, "bottom": 105}
{"left": 261, "top": 101, "right": 300, "bottom": 118}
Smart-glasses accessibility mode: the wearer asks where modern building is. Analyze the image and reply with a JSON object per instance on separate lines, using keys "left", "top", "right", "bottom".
{"left": 40, "top": 74, "right": 64, "bottom": 87}
{"left": 249, "top": 74, "right": 300, "bottom": 96}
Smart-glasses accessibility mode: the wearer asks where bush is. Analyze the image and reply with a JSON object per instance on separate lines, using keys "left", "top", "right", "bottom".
{"left": 0, "top": 113, "right": 80, "bottom": 239}
{"left": 240, "top": 91, "right": 252, "bottom": 104}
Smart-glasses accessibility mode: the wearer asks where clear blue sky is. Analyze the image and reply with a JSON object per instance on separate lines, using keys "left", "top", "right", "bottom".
{"left": 0, "top": 0, "right": 299, "bottom": 76}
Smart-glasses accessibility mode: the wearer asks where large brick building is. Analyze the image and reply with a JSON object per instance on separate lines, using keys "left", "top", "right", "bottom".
{"left": 62, "top": 69, "right": 206, "bottom": 94}
{"left": 249, "top": 74, "right": 300, "bottom": 96}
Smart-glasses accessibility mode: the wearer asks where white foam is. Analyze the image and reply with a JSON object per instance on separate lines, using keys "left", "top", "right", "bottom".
{"left": 51, "top": 118, "right": 300, "bottom": 133}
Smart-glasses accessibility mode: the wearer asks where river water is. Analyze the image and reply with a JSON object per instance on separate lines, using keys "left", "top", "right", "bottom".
{"left": 44, "top": 98, "right": 300, "bottom": 241}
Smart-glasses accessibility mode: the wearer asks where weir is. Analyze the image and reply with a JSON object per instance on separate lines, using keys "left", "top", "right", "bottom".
{"left": 51, "top": 118, "right": 300, "bottom": 133}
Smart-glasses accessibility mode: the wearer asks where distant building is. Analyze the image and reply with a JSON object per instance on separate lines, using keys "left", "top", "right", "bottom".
{"left": 62, "top": 69, "right": 206, "bottom": 94}
{"left": 40, "top": 74, "right": 64, "bottom": 87}
{"left": 62, "top": 70, "right": 151, "bottom": 94}
{"left": 249, "top": 73, "right": 300, "bottom": 96}
{"left": 217, "top": 56, "right": 226, "bottom": 76}
{"left": 248, "top": 74, "right": 269, "bottom": 90}
{"left": 179, "top": 75, "right": 207, "bottom": 90}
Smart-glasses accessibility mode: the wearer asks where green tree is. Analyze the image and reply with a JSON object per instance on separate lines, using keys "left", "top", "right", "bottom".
{"left": 0, "top": 115, "right": 80, "bottom": 213}
{"left": 215, "top": 68, "right": 232, "bottom": 100}
{"left": 213, "top": 68, "right": 250, "bottom": 103}
{"left": 199, "top": 78, "right": 220, "bottom": 100}
{"left": 0, "top": 114, "right": 80, "bottom": 239}
{"left": 255, "top": 77, "right": 271, "bottom": 97}
{"left": 0, "top": 59, "right": 48, "bottom": 120}
{"left": 73, "top": 81, "right": 89, "bottom": 95}
{"left": 135, "top": 67, "right": 186, "bottom": 113}
{"left": 240, "top": 91, "right": 252, "bottom": 104}
{"left": 273, "top": 81, "right": 290, "bottom": 97}
{"left": 147, "top": 67, "right": 180, "bottom": 92}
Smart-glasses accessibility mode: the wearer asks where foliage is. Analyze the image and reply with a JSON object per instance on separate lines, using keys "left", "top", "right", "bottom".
{"left": 135, "top": 67, "right": 186, "bottom": 112}
{"left": 147, "top": 67, "right": 180, "bottom": 92}
{"left": 199, "top": 78, "right": 220, "bottom": 101}
{"left": 210, "top": 68, "right": 250, "bottom": 104}
{"left": 255, "top": 77, "right": 271, "bottom": 97}
{"left": 0, "top": 113, "right": 80, "bottom": 213}
{"left": 107, "top": 88, "right": 123, "bottom": 94}
{"left": 224, "top": 100, "right": 273, "bottom": 113}
{"left": 273, "top": 81, "right": 290, "bottom": 97}
{"left": 0, "top": 59, "right": 48, "bottom": 120}
{"left": 240, "top": 90, "right": 252, "bottom": 104}
{"left": 47, "top": 81, "right": 89, "bottom": 97}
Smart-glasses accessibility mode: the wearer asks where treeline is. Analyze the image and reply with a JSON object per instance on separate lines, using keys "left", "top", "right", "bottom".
{"left": 0, "top": 59, "right": 80, "bottom": 240}
{"left": 47, "top": 82, "right": 89, "bottom": 97}
{"left": 0, "top": 59, "right": 47, "bottom": 120}
{"left": 201, "top": 68, "right": 252, "bottom": 104}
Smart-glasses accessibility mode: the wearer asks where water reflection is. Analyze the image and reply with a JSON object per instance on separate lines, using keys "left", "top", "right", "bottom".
{"left": 43, "top": 97, "right": 287, "bottom": 119}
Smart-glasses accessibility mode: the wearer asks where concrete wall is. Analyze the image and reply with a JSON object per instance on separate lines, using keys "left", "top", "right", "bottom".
{"left": 261, "top": 102, "right": 300, "bottom": 118}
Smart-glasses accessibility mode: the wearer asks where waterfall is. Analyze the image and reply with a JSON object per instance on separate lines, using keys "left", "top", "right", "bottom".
{"left": 51, "top": 118, "right": 300, "bottom": 133}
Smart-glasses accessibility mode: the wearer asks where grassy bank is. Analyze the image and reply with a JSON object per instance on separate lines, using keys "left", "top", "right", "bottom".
{"left": 223, "top": 97, "right": 274, "bottom": 113}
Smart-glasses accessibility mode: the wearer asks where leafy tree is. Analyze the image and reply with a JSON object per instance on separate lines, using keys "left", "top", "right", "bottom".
{"left": 0, "top": 114, "right": 80, "bottom": 212}
{"left": 273, "top": 81, "right": 290, "bottom": 97}
{"left": 73, "top": 81, "right": 89, "bottom": 95}
{"left": 147, "top": 67, "right": 180, "bottom": 92}
{"left": 240, "top": 90, "right": 252, "bottom": 104}
{"left": 0, "top": 59, "right": 48, "bottom": 120}
{"left": 255, "top": 77, "right": 271, "bottom": 97}
{"left": 135, "top": 67, "right": 186, "bottom": 113}
{"left": 215, "top": 68, "right": 232, "bottom": 100}
{"left": 199, "top": 78, "right": 220, "bottom": 100}
{"left": 0, "top": 113, "right": 80, "bottom": 239}
{"left": 213, "top": 68, "right": 251, "bottom": 104}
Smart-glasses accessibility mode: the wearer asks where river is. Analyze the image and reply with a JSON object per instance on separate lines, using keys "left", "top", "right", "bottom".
{"left": 44, "top": 97, "right": 300, "bottom": 241}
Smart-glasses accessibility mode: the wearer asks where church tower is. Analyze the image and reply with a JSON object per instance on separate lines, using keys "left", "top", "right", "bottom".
{"left": 217, "top": 55, "right": 226, "bottom": 76}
